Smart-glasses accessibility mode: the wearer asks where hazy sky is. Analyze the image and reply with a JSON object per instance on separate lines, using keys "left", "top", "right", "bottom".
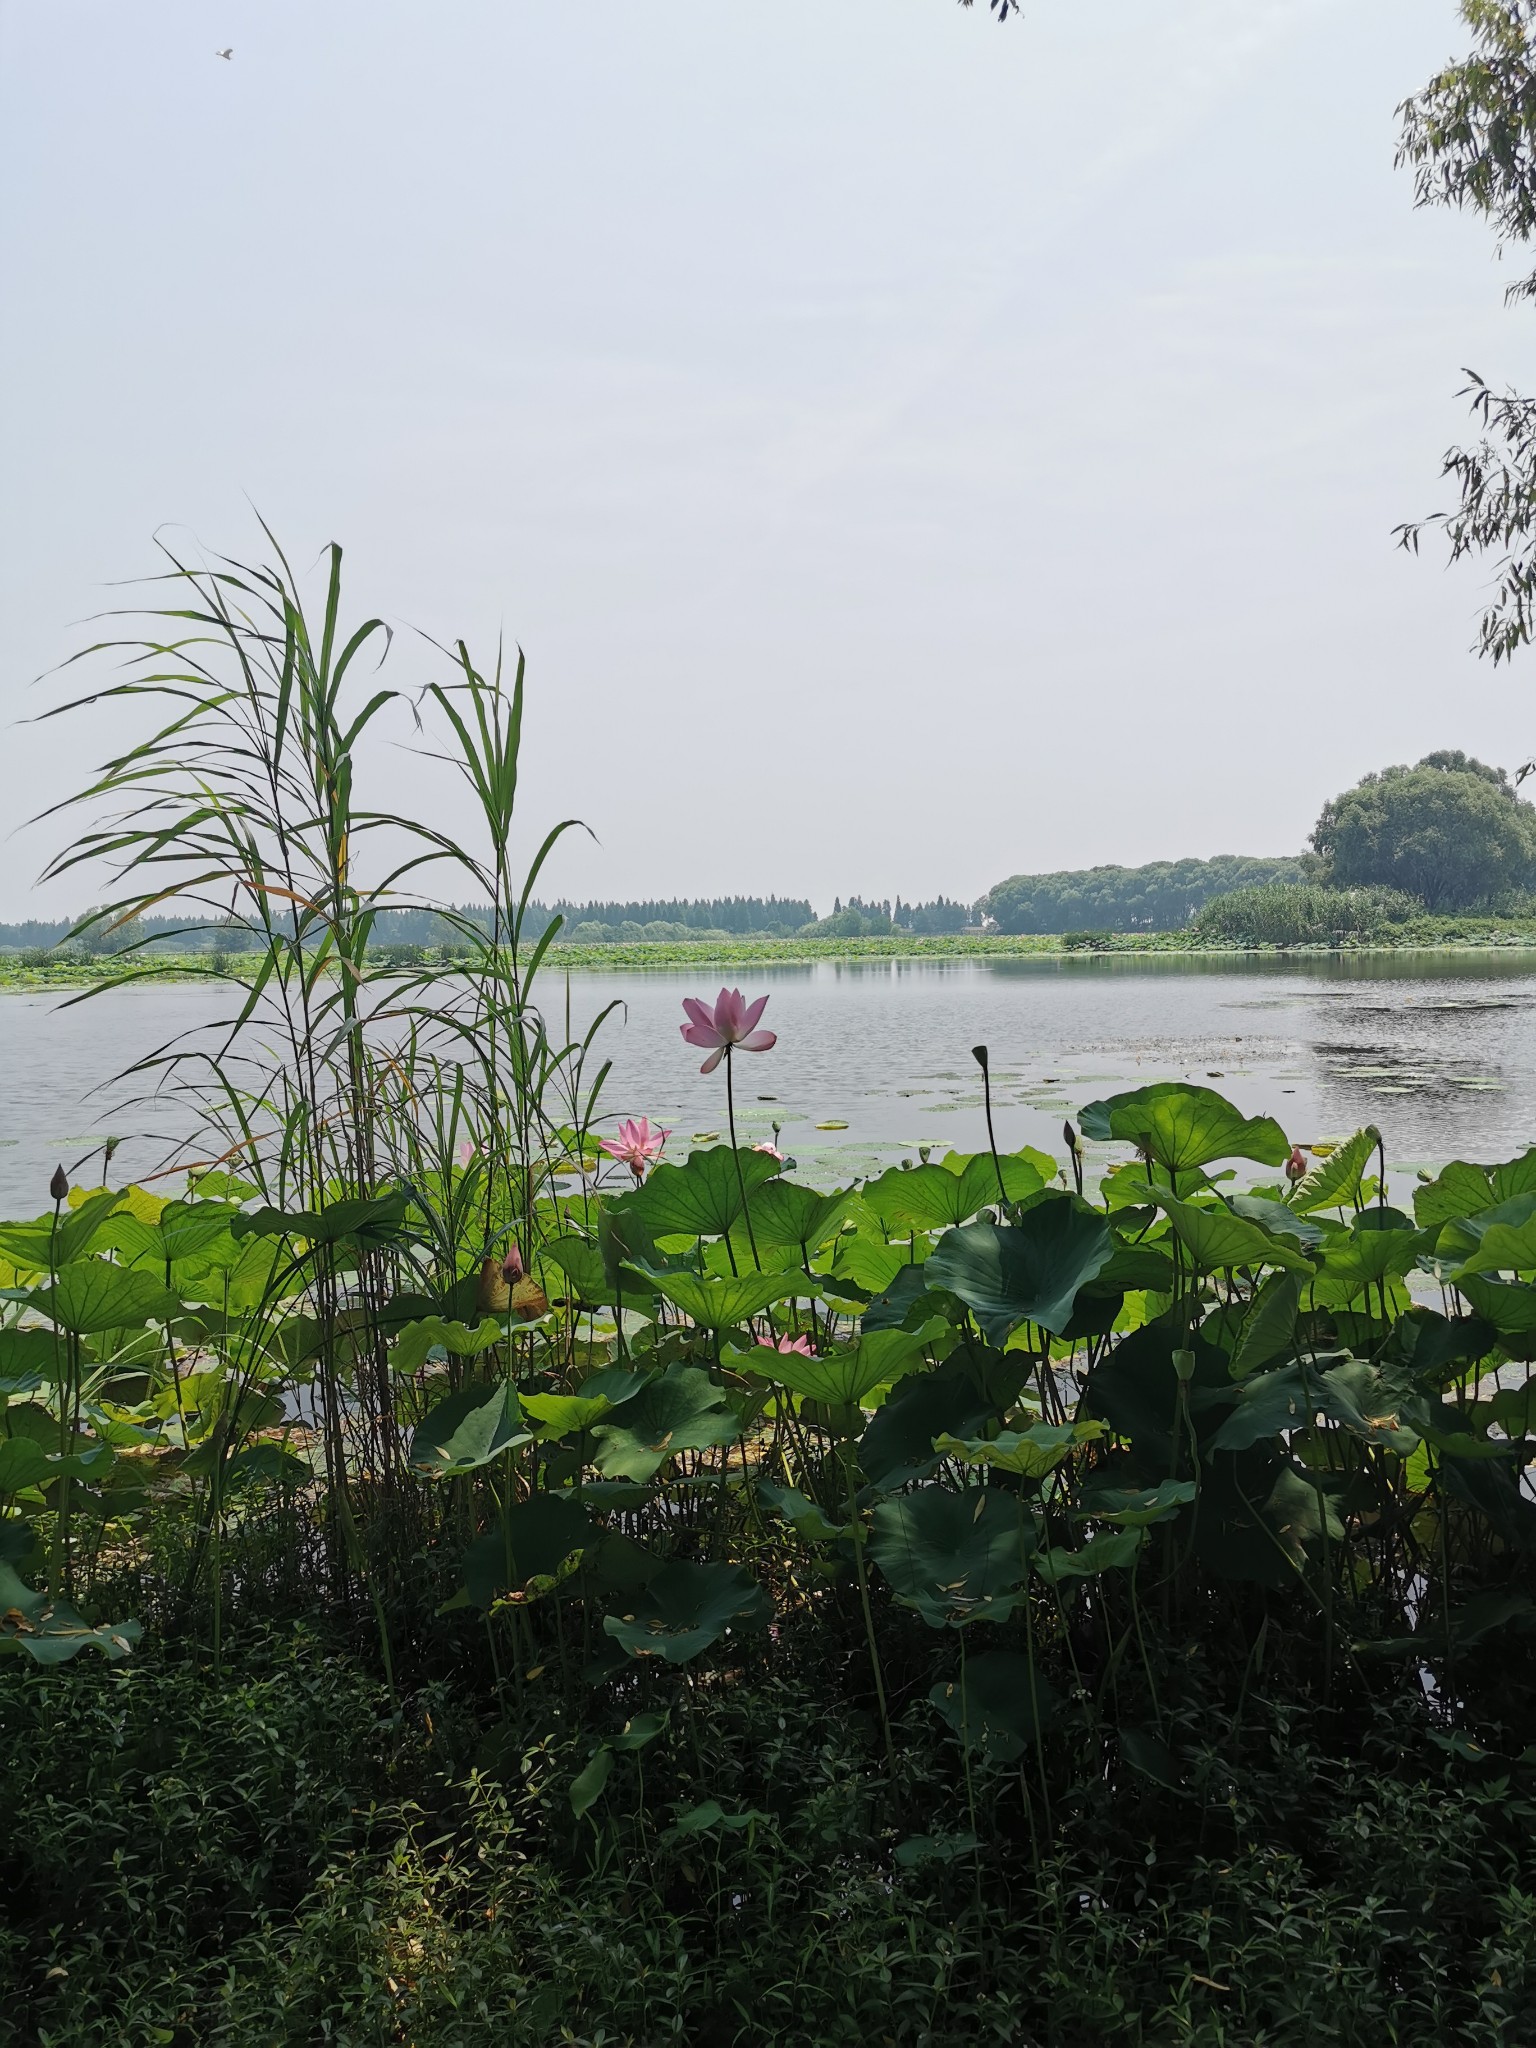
{"left": 2, "top": 0, "right": 1531, "bottom": 917}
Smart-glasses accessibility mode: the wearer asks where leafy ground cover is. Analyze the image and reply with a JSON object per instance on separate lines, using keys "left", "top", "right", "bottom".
{"left": 4, "top": 537, "right": 1536, "bottom": 2044}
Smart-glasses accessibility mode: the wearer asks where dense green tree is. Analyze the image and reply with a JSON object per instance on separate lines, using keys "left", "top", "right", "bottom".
{"left": 1310, "top": 752, "right": 1536, "bottom": 908}
{"left": 981, "top": 856, "right": 1309, "bottom": 935}
{"left": 1397, "top": 2, "right": 1536, "bottom": 663}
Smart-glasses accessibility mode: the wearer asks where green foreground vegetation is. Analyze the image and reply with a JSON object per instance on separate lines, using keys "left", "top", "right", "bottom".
{"left": 3, "top": 539, "right": 1536, "bottom": 2046}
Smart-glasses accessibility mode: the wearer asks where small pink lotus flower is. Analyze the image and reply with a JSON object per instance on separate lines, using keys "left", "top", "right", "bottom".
{"left": 457, "top": 1139, "right": 478, "bottom": 1168}
{"left": 1285, "top": 1145, "right": 1307, "bottom": 1184}
{"left": 774, "top": 1333, "right": 814, "bottom": 1356}
{"left": 753, "top": 1140, "right": 785, "bottom": 1162}
{"left": 599, "top": 1116, "right": 670, "bottom": 1178}
{"left": 503, "top": 1241, "right": 526, "bottom": 1282}
{"left": 680, "top": 988, "right": 776, "bottom": 1075}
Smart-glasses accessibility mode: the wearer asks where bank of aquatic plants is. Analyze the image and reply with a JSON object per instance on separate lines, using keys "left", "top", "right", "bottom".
{"left": 3, "top": 538, "right": 1536, "bottom": 2042}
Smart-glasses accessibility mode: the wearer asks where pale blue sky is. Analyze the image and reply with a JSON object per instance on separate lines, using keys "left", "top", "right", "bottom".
{"left": 1, "top": 0, "right": 1529, "bottom": 915}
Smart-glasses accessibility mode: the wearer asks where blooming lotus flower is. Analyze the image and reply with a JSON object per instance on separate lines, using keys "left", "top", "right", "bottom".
{"left": 600, "top": 1116, "right": 670, "bottom": 1177}
{"left": 753, "top": 1140, "right": 784, "bottom": 1163}
{"left": 774, "top": 1333, "right": 814, "bottom": 1356}
{"left": 1285, "top": 1145, "right": 1308, "bottom": 1184}
{"left": 680, "top": 988, "right": 776, "bottom": 1075}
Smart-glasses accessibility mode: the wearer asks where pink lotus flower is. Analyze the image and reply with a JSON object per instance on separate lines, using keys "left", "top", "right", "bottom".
{"left": 1285, "top": 1145, "right": 1308, "bottom": 1184}
{"left": 680, "top": 988, "right": 776, "bottom": 1075}
{"left": 599, "top": 1115, "right": 670, "bottom": 1177}
{"left": 774, "top": 1333, "right": 815, "bottom": 1356}
{"left": 753, "top": 1140, "right": 785, "bottom": 1162}
{"left": 457, "top": 1139, "right": 478, "bottom": 1168}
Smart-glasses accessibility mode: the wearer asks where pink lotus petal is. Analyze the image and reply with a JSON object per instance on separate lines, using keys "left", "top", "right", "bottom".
{"left": 740, "top": 993, "right": 770, "bottom": 1035}
{"left": 699, "top": 1046, "right": 725, "bottom": 1075}
{"left": 715, "top": 987, "right": 747, "bottom": 1040}
{"left": 681, "top": 996, "right": 715, "bottom": 1032}
{"left": 738, "top": 1029, "right": 776, "bottom": 1053}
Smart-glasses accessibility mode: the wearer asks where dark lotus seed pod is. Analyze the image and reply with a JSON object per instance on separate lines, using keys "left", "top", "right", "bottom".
{"left": 971, "top": 1044, "right": 989, "bottom": 1072}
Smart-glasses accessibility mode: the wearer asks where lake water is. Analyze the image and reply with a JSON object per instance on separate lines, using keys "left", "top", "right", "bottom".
{"left": 3, "top": 952, "right": 1536, "bottom": 1211}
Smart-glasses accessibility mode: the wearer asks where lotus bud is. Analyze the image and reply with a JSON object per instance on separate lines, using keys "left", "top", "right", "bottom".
{"left": 918, "top": 1144, "right": 931, "bottom": 1164}
{"left": 1173, "top": 1348, "right": 1196, "bottom": 1384}
{"left": 49, "top": 1164, "right": 68, "bottom": 1203}
{"left": 1285, "top": 1146, "right": 1307, "bottom": 1184}
{"left": 502, "top": 1242, "right": 526, "bottom": 1282}
{"left": 1063, "top": 1120, "right": 1079, "bottom": 1155}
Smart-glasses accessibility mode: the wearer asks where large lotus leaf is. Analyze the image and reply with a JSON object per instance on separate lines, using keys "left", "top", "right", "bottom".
{"left": 733, "top": 1325, "right": 935, "bottom": 1407}
{"left": 1081, "top": 1319, "right": 1235, "bottom": 1475}
{"left": 935, "top": 1420, "right": 1106, "bottom": 1481}
{"left": 0, "top": 1433, "right": 113, "bottom": 1495}
{"left": 520, "top": 1391, "right": 619, "bottom": 1436}
{"left": 0, "top": 1561, "right": 140, "bottom": 1664}
{"left": 1078, "top": 1084, "right": 1289, "bottom": 1173}
{"left": 1076, "top": 1478, "right": 1197, "bottom": 1527}
{"left": 1211, "top": 1359, "right": 1417, "bottom": 1455}
{"left": 1445, "top": 1198, "right": 1536, "bottom": 1277}
{"left": 540, "top": 1235, "right": 615, "bottom": 1306}
{"left": 1288, "top": 1127, "right": 1380, "bottom": 1215}
{"left": 603, "top": 1559, "right": 770, "bottom": 1664}
{"left": 589, "top": 1365, "right": 737, "bottom": 1481}
{"left": 231, "top": 1192, "right": 414, "bottom": 1248}
{"left": 857, "top": 1367, "right": 997, "bottom": 1492}
{"left": 1229, "top": 1270, "right": 1304, "bottom": 1380}
{"left": 623, "top": 1147, "right": 782, "bottom": 1241}
{"left": 1414, "top": 1148, "right": 1536, "bottom": 1231}
{"left": 1139, "top": 1191, "right": 1315, "bottom": 1277}
{"left": 1312, "top": 1221, "right": 1426, "bottom": 1305}
{"left": 0, "top": 1328, "right": 54, "bottom": 1389}
{"left": 100, "top": 1199, "right": 239, "bottom": 1273}
{"left": 924, "top": 1200, "right": 1114, "bottom": 1345}
{"left": 633, "top": 1265, "right": 800, "bottom": 1330}
{"left": 0, "top": 1190, "right": 128, "bottom": 1276}
{"left": 390, "top": 1316, "right": 504, "bottom": 1373}
{"left": 867, "top": 1485, "right": 1035, "bottom": 1628}
{"left": 755, "top": 1479, "right": 848, "bottom": 1544}
{"left": 1035, "top": 1528, "right": 1144, "bottom": 1581}
{"left": 863, "top": 1154, "right": 1044, "bottom": 1235}
{"left": 1226, "top": 1195, "right": 1328, "bottom": 1251}
{"left": 0, "top": 1438, "right": 51, "bottom": 1494}
{"left": 1264, "top": 1465, "right": 1345, "bottom": 1568}
{"left": 28, "top": 1261, "right": 182, "bottom": 1335}
{"left": 1081, "top": 1242, "right": 1179, "bottom": 1296}
{"left": 862, "top": 1262, "right": 959, "bottom": 1334}
{"left": 1455, "top": 1275, "right": 1536, "bottom": 1348}
{"left": 822, "top": 1231, "right": 906, "bottom": 1297}
{"left": 929, "top": 1651, "right": 1057, "bottom": 1762}
{"left": 408, "top": 1381, "right": 530, "bottom": 1476}
{"left": 462, "top": 1495, "right": 595, "bottom": 1608}
{"left": 747, "top": 1181, "right": 855, "bottom": 1252}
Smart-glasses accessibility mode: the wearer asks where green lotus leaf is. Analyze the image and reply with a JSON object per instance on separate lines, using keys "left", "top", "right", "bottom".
{"left": 519, "top": 1391, "right": 618, "bottom": 1436}
{"left": 1075, "top": 1478, "right": 1197, "bottom": 1527}
{"left": 0, "top": 1561, "right": 140, "bottom": 1664}
{"left": 755, "top": 1479, "right": 848, "bottom": 1544}
{"left": 863, "top": 1153, "right": 1045, "bottom": 1234}
{"left": 732, "top": 1325, "right": 935, "bottom": 1407}
{"left": 1226, "top": 1195, "right": 1328, "bottom": 1250}
{"left": 1312, "top": 1219, "right": 1427, "bottom": 1305}
{"left": 1446, "top": 1198, "right": 1536, "bottom": 1277}
{"left": 867, "top": 1484, "right": 1035, "bottom": 1628}
{"left": 1035, "top": 1527, "right": 1144, "bottom": 1581}
{"left": 231, "top": 1192, "right": 415, "bottom": 1248}
{"left": 1414, "top": 1148, "right": 1536, "bottom": 1231}
{"left": 1211, "top": 1359, "right": 1417, "bottom": 1455}
{"left": 569, "top": 1745, "right": 614, "bottom": 1818}
{"left": 100, "top": 1199, "right": 240, "bottom": 1273}
{"left": 0, "top": 1189, "right": 128, "bottom": 1276}
{"left": 1077, "top": 1083, "right": 1290, "bottom": 1173}
{"left": 633, "top": 1265, "right": 801, "bottom": 1329}
{"left": 622, "top": 1147, "right": 782, "bottom": 1241}
{"left": 389, "top": 1315, "right": 505, "bottom": 1373}
{"left": 589, "top": 1365, "right": 737, "bottom": 1481}
{"left": 1230, "top": 1270, "right": 1304, "bottom": 1379}
{"left": 28, "top": 1260, "right": 182, "bottom": 1335}
{"left": 935, "top": 1419, "right": 1106, "bottom": 1480}
{"left": 408, "top": 1381, "right": 530, "bottom": 1476}
{"left": 923, "top": 1198, "right": 1114, "bottom": 1345}
{"left": 1455, "top": 1275, "right": 1536, "bottom": 1344}
{"left": 1136, "top": 1189, "right": 1316, "bottom": 1277}
{"left": 462, "top": 1495, "right": 595, "bottom": 1608}
{"left": 857, "top": 1368, "right": 997, "bottom": 1492}
{"left": 929, "top": 1650, "right": 1058, "bottom": 1761}
{"left": 602, "top": 1559, "right": 770, "bottom": 1664}
{"left": 746, "top": 1181, "right": 856, "bottom": 1252}
{"left": 1288, "top": 1127, "right": 1380, "bottom": 1214}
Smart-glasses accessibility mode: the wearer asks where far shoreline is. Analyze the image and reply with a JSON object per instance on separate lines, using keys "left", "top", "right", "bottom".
{"left": 7, "top": 926, "right": 1536, "bottom": 990}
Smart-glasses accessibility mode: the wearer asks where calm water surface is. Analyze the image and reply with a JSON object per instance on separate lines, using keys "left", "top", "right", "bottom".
{"left": 3, "top": 953, "right": 1536, "bottom": 1211}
